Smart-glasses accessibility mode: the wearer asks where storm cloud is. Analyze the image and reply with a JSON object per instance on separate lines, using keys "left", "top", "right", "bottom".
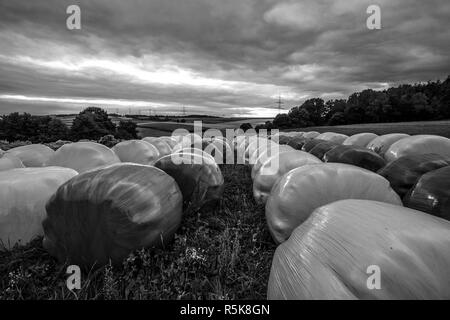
{"left": 0, "top": 0, "right": 449, "bottom": 116}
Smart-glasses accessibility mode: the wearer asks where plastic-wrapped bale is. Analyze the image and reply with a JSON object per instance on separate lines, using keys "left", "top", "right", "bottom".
{"left": 404, "top": 166, "right": 450, "bottom": 220}
{"left": 248, "top": 140, "right": 279, "bottom": 168}
{"left": 324, "top": 145, "right": 386, "bottom": 172}
{"left": 42, "top": 164, "right": 182, "bottom": 268}
{"left": 343, "top": 133, "right": 379, "bottom": 148}
{"left": 159, "top": 136, "right": 178, "bottom": 149}
{"left": 142, "top": 137, "right": 172, "bottom": 157}
{"left": 287, "top": 132, "right": 304, "bottom": 139}
{"left": 270, "top": 132, "right": 281, "bottom": 141}
{"left": 366, "top": 133, "right": 409, "bottom": 158}
{"left": 210, "top": 138, "right": 233, "bottom": 164}
{"left": 155, "top": 153, "right": 224, "bottom": 213}
{"left": 277, "top": 135, "right": 293, "bottom": 145}
{"left": 377, "top": 153, "right": 450, "bottom": 198}
{"left": 178, "top": 133, "right": 203, "bottom": 149}
{"left": 0, "top": 154, "right": 25, "bottom": 172}
{"left": 253, "top": 151, "right": 322, "bottom": 205}
{"left": 0, "top": 167, "right": 78, "bottom": 249}
{"left": 302, "top": 139, "right": 328, "bottom": 152}
{"left": 302, "top": 131, "right": 320, "bottom": 139}
{"left": 316, "top": 132, "right": 348, "bottom": 144}
{"left": 244, "top": 138, "right": 271, "bottom": 165}
{"left": 385, "top": 135, "right": 450, "bottom": 162}
{"left": 287, "top": 137, "right": 310, "bottom": 150}
{"left": 309, "top": 141, "right": 340, "bottom": 160}
{"left": 266, "top": 163, "right": 402, "bottom": 244}
{"left": 268, "top": 200, "right": 450, "bottom": 300}
{"left": 190, "top": 139, "right": 224, "bottom": 164}
{"left": 48, "top": 140, "right": 72, "bottom": 150}
{"left": 112, "top": 140, "right": 160, "bottom": 165}
{"left": 6, "top": 144, "right": 55, "bottom": 167}
{"left": 234, "top": 131, "right": 256, "bottom": 150}
{"left": 251, "top": 145, "right": 293, "bottom": 180}
{"left": 174, "top": 148, "right": 216, "bottom": 164}
{"left": 46, "top": 142, "right": 120, "bottom": 174}
{"left": 234, "top": 136, "right": 252, "bottom": 162}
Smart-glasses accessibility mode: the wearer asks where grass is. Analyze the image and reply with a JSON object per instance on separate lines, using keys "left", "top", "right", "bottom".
{"left": 0, "top": 165, "right": 276, "bottom": 300}
{"left": 298, "top": 120, "right": 450, "bottom": 138}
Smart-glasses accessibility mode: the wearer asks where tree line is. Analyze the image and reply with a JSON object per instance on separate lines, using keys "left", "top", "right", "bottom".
{"left": 0, "top": 107, "right": 138, "bottom": 143}
{"left": 255, "top": 75, "right": 450, "bottom": 131}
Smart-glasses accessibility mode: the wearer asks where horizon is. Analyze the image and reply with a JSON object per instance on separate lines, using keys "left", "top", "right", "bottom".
{"left": 0, "top": 0, "right": 449, "bottom": 117}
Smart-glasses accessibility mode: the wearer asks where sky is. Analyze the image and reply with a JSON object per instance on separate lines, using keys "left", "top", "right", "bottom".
{"left": 0, "top": 0, "right": 449, "bottom": 117}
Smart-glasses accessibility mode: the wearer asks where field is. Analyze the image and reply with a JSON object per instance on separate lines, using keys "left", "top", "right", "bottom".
{"left": 137, "top": 118, "right": 272, "bottom": 138}
{"left": 0, "top": 165, "right": 276, "bottom": 300}
{"left": 297, "top": 120, "right": 450, "bottom": 138}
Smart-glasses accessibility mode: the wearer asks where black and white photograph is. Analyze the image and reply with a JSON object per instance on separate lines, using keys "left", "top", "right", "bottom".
{"left": 0, "top": 0, "right": 449, "bottom": 307}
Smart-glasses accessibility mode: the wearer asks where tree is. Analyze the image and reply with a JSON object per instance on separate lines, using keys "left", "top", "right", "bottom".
{"left": 300, "top": 98, "right": 326, "bottom": 125}
{"left": 70, "top": 107, "right": 116, "bottom": 141}
{"left": 46, "top": 118, "right": 70, "bottom": 142}
{"left": 328, "top": 112, "right": 347, "bottom": 125}
{"left": 288, "top": 107, "right": 313, "bottom": 127}
{"left": 0, "top": 112, "right": 37, "bottom": 142}
{"left": 410, "top": 92, "right": 432, "bottom": 120}
{"left": 116, "top": 120, "right": 138, "bottom": 140}
{"left": 273, "top": 114, "right": 292, "bottom": 128}
{"left": 239, "top": 123, "right": 253, "bottom": 131}
{"left": 323, "top": 99, "right": 347, "bottom": 123}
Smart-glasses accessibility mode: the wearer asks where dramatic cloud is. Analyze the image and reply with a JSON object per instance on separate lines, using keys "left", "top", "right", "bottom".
{"left": 0, "top": 0, "right": 449, "bottom": 116}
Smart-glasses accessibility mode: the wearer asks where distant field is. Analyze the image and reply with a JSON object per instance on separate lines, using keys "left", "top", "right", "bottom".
{"left": 56, "top": 115, "right": 134, "bottom": 128}
{"left": 54, "top": 115, "right": 272, "bottom": 136}
{"left": 295, "top": 120, "right": 450, "bottom": 138}
{"left": 137, "top": 118, "right": 272, "bottom": 137}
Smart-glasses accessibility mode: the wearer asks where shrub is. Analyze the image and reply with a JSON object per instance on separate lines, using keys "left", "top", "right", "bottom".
{"left": 116, "top": 120, "right": 138, "bottom": 140}
{"left": 70, "top": 107, "right": 116, "bottom": 141}
{"left": 239, "top": 123, "right": 253, "bottom": 131}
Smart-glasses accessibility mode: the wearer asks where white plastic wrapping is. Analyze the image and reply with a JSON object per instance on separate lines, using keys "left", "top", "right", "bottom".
{"left": 244, "top": 138, "right": 271, "bottom": 165}
{"left": 0, "top": 167, "right": 78, "bottom": 249}
{"left": 385, "top": 135, "right": 450, "bottom": 162}
{"left": 251, "top": 145, "right": 294, "bottom": 179}
{"left": 253, "top": 151, "right": 322, "bottom": 204}
{"left": 265, "top": 163, "right": 402, "bottom": 243}
{"left": 343, "top": 133, "right": 379, "bottom": 148}
{"left": 248, "top": 140, "right": 279, "bottom": 168}
{"left": 316, "top": 132, "right": 349, "bottom": 144}
{"left": 43, "top": 164, "right": 182, "bottom": 268}
{"left": 6, "top": 144, "right": 55, "bottom": 167}
{"left": 0, "top": 154, "right": 25, "bottom": 172}
{"left": 268, "top": 199, "right": 450, "bottom": 299}
{"left": 366, "top": 133, "right": 409, "bottom": 158}
{"left": 46, "top": 142, "right": 120, "bottom": 173}
{"left": 159, "top": 136, "right": 178, "bottom": 149}
{"left": 302, "top": 131, "right": 320, "bottom": 139}
{"left": 112, "top": 140, "right": 160, "bottom": 165}
{"left": 142, "top": 137, "right": 173, "bottom": 157}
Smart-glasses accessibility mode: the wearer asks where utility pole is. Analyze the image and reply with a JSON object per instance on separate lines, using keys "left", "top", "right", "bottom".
{"left": 276, "top": 95, "right": 284, "bottom": 114}
{"left": 183, "top": 105, "right": 186, "bottom": 117}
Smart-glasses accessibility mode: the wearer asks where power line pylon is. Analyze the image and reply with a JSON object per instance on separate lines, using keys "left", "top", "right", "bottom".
{"left": 276, "top": 95, "right": 284, "bottom": 113}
